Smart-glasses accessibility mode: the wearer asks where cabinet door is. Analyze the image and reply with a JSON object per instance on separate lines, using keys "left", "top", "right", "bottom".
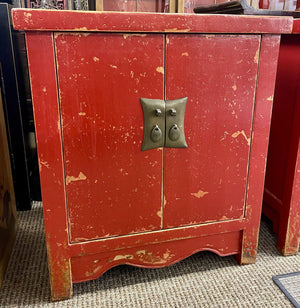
{"left": 164, "top": 34, "right": 260, "bottom": 228}
{"left": 54, "top": 33, "right": 164, "bottom": 242}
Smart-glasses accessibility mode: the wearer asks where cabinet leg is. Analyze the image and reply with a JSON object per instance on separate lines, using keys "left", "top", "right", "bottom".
{"left": 235, "top": 229, "right": 258, "bottom": 265}
{"left": 278, "top": 237, "right": 300, "bottom": 256}
{"left": 48, "top": 257, "right": 73, "bottom": 301}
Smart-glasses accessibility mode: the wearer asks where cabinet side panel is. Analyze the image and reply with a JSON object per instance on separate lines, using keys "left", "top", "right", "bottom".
{"left": 264, "top": 35, "right": 300, "bottom": 210}
{"left": 278, "top": 83, "right": 300, "bottom": 255}
{"left": 239, "top": 35, "right": 281, "bottom": 263}
{"left": 164, "top": 34, "right": 260, "bottom": 228}
{"left": 25, "top": 32, "right": 72, "bottom": 300}
{"left": 55, "top": 33, "right": 164, "bottom": 242}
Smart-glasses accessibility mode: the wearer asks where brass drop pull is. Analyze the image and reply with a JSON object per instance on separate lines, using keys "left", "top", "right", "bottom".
{"left": 169, "top": 124, "right": 180, "bottom": 141}
{"left": 151, "top": 125, "right": 162, "bottom": 143}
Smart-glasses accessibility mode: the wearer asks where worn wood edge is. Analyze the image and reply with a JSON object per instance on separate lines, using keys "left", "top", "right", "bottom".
{"left": 278, "top": 239, "right": 300, "bottom": 256}
{"left": 238, "top": 34, "right": 282, "bottom": 264}
{"left": 69, "top": 218, "right": 247, "bottom": 256}
{"left": 70, "top": 230, "right": 242, "bottom": 283}
{"left": 11, "top": 9, "right": 293, "bottom": 34}
{"left": 24, "top": 31, "right": 72, "bottom": 301}
{"left": 46, "top": 243, "right": 72, "bottom": 301}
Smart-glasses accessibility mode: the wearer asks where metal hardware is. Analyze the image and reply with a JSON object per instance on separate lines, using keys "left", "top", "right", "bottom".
{"left": 141, "top": 97, "right": 187, "bottom": 150}
{"left": 169, "top": 124, "right": 180, "bottom": 141}
{"left": 151, "top": 125, "right": 163, "bottom": 143}
{"left": 165, "top": 97, "right": 188, "bottom": 148}
{"left": 140, "top": 98, "right": 165, "bottom": 151}
{"left": 170, "top": 108, "right": 177, "bottom": 116}
{"left": 155, "top": 109, "right": 162, "bottom": 117}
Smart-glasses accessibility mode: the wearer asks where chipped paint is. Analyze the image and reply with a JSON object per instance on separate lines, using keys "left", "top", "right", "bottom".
{"left": 78, "top": 112, "right": 86, "bottom": 116}
{"left": 40, "top": 160, "right": 50, "bottom": 169}
{"left": 254, "top": 47, "right": 260, "bottom": 64}
{"left": 157, "top": 209, "right": 162, "bottom": 219}
{"left": 267, "top": 95, "right": 273, "bottom": 101}
{"left": 156, "top": 66, "right": 164, "bottom": 74}
{"left": 232, "top": 84, "right": 237, "bottom": 91}
{"left": 24, "top": 12, "right": 32, "bottom": 24}
{"left": 110, "top": 64, "right": 117, "bottom": 69}
{"left": 136, "top": 250, "right": 146, "bottom": 256}
{"left": 205, "top": 34, "right": 216, "bottom": 38}
{"left": 93, "top": 57, "right": 99, "bottom": 62}
{"left": 220, "top": 131, "right": 229, "bottom": 142}
{"left": 231, "top": 130, "right": 250, "bottom": 146}
{"left": 66, "top": 172, "right": 87, "bottom": 185}
{"left": 165, "top": 28, "right": 190, "bottom": 32}
{"left": 181, "top": 52, "right": 189, "bottom": 57}
{"left": 74, "top": 27, "right": 88, "bottom": 31}
{"left": 191, "top": 190, "right": 209, "bottom": 198}
{"left": 113, "top": 254, "right": 133, "bottom": 261}
{"left": 163, "top": 195, "right": 167, "bottom": 207}
{"left": 42, "top": 87, "right": 47, "bottom": 93}
{"left": 123, "top": 34, "right": 147, "bottom": 39}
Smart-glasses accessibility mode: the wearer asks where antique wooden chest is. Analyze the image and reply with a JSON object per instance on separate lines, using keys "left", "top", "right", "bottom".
{"left": 263, "top": 21, "right": 300, "bottom": 256}
{"left": 12, "top": 9, "right": 292, "bottom": 300}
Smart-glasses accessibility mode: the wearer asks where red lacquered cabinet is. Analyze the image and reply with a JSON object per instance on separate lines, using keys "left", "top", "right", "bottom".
{"left": 263, "top": 22, "right": 300, "bottom": 256}
{"left": 12, "top": 9, "right": 292, "bottom": 301}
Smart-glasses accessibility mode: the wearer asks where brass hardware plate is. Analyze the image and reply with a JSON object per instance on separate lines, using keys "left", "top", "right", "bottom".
{"left": 165, "top": 97, "right": 188, "bottom": 148}
{"left": 140, "top": 98, "right": 165, "bottom": 151}
{"left": 140, "top": 97, "right": 188, "bottom": 151}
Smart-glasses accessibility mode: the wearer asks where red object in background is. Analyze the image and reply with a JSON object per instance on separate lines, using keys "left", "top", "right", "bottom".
{"left": 258, "top": 0, "right": 297, "bottom": 10}
{"left": 103, "top": 0, "right": 167, "bottom": 12}
{"left": 263, "top": 32, "right": 300, "bottom": 256}
{"left": 12, "top": 9, "right": 292, "bottom": 301}
{"left": 259, "top": 0, "right": 270, "bottom": 9}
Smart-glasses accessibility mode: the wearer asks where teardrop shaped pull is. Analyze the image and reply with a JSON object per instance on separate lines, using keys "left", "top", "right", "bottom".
{"left": 169, "top": 124, "right": 180, "bottom": 141}
{"left": 150, "top": 125, "right": 162, "bottom": 143}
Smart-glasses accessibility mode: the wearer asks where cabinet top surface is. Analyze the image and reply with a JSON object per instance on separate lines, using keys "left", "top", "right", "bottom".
{"left": 12, "top": 9, "right": 292, "bottom": 34}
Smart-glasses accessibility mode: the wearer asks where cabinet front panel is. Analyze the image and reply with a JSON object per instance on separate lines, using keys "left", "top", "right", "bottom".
{"left": 164, "top": 34, "right": 260, "bottom": 228}
{"left": 55, "top": 33, "right": 164, "bottom": 242}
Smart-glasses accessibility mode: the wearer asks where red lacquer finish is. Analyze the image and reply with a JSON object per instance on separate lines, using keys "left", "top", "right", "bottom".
{"left": 25, "top": 32, "right": 72, "bottom": 300}
{"left": 12, "top": 9, "right": 292, "bottom": 34}
{"left": 164, "top": 34, "right": 259, "bottom": 228}
{"left": 13, "top": 10, "right": 292, "bottom": 301}
{"left": 240, "top": 34, "right": 281, "bottom": 262}
{"left": 55, "top": 33, "right": 164, "bottom": 242}
{"left": 263, "top": 33, "right": 300, "bottom": 256}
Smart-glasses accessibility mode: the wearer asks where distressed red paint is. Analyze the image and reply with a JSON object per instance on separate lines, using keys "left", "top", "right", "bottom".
{"left": 12, "top": 9, "right": 292, "bottom": 301}
{"left": 263, "top": 30, "right": 300, "bottom": 256}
